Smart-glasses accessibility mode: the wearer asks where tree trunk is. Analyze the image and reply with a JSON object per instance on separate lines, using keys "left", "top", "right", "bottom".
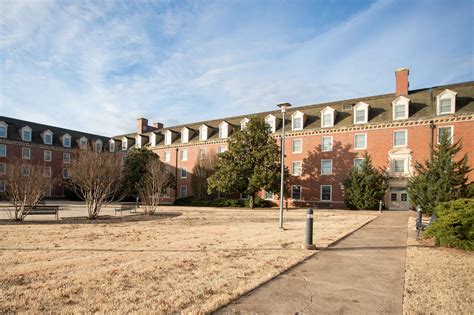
{"left": 248, "top": 193, "right": 255, "bottom": 209}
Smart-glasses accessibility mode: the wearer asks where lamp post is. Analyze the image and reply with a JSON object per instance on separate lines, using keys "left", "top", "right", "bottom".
{"left": 277, "top": 102, "right": 292, "bottom": 229}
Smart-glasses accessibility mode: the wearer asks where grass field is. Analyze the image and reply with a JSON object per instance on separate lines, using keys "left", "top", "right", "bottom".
{"left": 0, "top": 206, "right": 376, "bottom": 313}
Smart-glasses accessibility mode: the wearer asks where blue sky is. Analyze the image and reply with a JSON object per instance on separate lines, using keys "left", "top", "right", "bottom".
{"left": 1, "top": 0, "right": 473, "bottom": 136}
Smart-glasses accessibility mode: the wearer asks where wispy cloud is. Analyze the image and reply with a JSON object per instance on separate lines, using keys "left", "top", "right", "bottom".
{"left": 0, "top": 0, "right": 472, "bottom": 136}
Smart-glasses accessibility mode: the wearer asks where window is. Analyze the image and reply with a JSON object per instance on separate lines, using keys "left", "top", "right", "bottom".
{"left": 44, "top": 150, "right": 52, "bottom": 162}
{"left": 122, "top": 138, "right": 128, "bottom": 150}
{"left": 163, "top": 151, "right": 170, "bottom": 162}
{"left": 354, "top": 133, "right": 366, "bottom": 150}
{"left": 394, "top": 104, "right": 406, "bottom": 120}
{"left": 181, "top": 149, "right": 188, "bottom": 161}
{"left": 436, "top": 89, "right": 457, "bottom": 115}
{"left": 321, "top": 159, "right": 332, "bottom": 175}
{"left": 22, "top": 148, "right": 31, "bottom": 160}
{"left": 181, "top": 167, "right": 187, "bottom": 178}
{"left": 180, "top": 186, "right": 188, "bottom": 198}
{"left": 0, "top": 180, "right": 5, "bottom": 192}
{"left": 392, "top": 96, "right": 410, "bottom": 120}
{"left": 63, "top": 153, "right": 71, "bottom": 164}
{"left": 439, "top": 99, "right": 451, "bottom": 114}
{"left": 321, "top": 136, "right": 333, "bottom": 152}
{"left": 401, "top": 193, "right": 408, "bottom": 202}
{"left": 0, "top": 144, "right": 6, "bottom": 157}
{"left": 0, "top": 162, "right": 5, "bottom": 175}
{"left": 218, "top": 145, "right": 227, "bottom": 153}
{"left": 265, "top": 115, "right": 276, "bottom": 133}
{"left": 393, "top": 159, "right": 406, "bottom": 173}
{"left": 0, "top": 122, "right": 7, "bottom": 138}
{"left": 320, "top": 185, "right": 332, "bottom": 201}
{"left": 354, "top": 158, "right": 364, "bottom": 169}
{"left": 181, "top": 128, "right": 189, "bottom": 143}
{"left": 321, "top": 107, "right": 335, "bottom": 128}
{"left": 391, "top": 193, "right": 397, "bottom": 201}
{"left": 44, "top": 166, "right": 52, "bottom": 178}
{"left": 63, "top": 168, "right": 70, "bottom": 179}
{"left": 22, "top": 127, "right": 32, "bottom": 142}
{"left": 265, "top": 191, "right": 274, "bottom": 200}
{"left": 353, "top": 102, "right": 369, "bottom": 124}
{"left": 292, "top": 111, "right": 304, "bottom": 131}
{"left": 44, "top": 132, "right": 53, "bottom": 145}
{"left": 393, "top": 130, "right": 407, "bottom": 147}
{"left": 109, "top": 141, "right": 115, "bottom": 152}
{"left": 79, "top": 137, "right": 88, "bottom": 149}
{"left": 199, "top": 147, "right": 206, "bottom": 160}
{"left": 437, "top": 126, "right": 453, "bottom": 144}
{"left": 292, "top": 161, "right": 302, "bottom": 176}
{"left": 291, "top": 185, "right": 301, "bottom": 200}
{"left": 292, "top": 139, "right": 302, "bottom": 153}
{"left": 165, "top": 131, "right": 172, "bottom": 145}
{"left": 199, "top": 125, "right": 208, "bottom": 141}
{"left": 21, "top": 165, "right": 30, "bottom": 176}
{"left": 44, "top": 185, "right": 52, "bottom": 197}
{"left": 219, "top": 122, "right": 228, "bottom": 139}
{"left": 241, "top": 118, "right": 249, "bottom": 130}
{"left": 95, "top": 141, "right": 103, "bottom": 152}
{"left": 63, "top": 135, "right": 71, "bottom": 148}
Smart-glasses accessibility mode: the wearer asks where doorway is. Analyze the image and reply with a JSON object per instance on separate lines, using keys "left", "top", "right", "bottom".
{"left": 389, "top": 188, "right": 409, "bottom": 210}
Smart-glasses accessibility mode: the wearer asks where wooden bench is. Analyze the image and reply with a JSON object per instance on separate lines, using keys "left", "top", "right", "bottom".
{"left": 114, "top": 204, "right": 135, "bottom": 216}
{"left": 27, "top": 205, "right": 60, "bottom": 220}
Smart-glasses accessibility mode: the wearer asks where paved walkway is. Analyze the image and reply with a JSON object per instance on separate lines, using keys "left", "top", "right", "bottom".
{"left": 217, "top": 211, "right": 412, "bottom": 314}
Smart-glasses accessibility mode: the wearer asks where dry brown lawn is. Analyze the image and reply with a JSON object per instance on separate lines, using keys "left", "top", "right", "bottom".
{"left": 403, "top": 217, "right": 474, "bottom": 314}
{"left": 0, "top": 206, "right": 376, "bottom": 313}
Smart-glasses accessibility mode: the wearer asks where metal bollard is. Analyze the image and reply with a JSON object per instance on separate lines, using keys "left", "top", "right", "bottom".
{"left": 379, "top": 200, "right": 383, "bottom": 213}
{"left": 303, "top": 208, "right": 317, "bottom": 250}
{"left": 416, "top": 206, "right": 422, "bottom": 228}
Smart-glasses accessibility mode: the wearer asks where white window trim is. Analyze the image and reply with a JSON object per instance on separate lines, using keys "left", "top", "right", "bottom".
{"left": 22, "top": 147, "right": 31, "bottom": 160}
{"left": 392, "top": 96, "right": 410, "bottom": 120}
{"left": 320, "top": 185, "right": 332, "bottom": 201}
{"left": 265, "top": 114, "right": 277, "bottom": 133}
{"left": 393, "top": 129, "right": 408, "bottom": 147}
{"left": 199, "top": 125, "right": 208, "bottom": 141}
{"left": 0, "top": 121, "right": 7, "bottom": 138}
{"left": 122, "top": 138, "right": 128, "bottom": 150}
{"left": 354, "top": 158, "right": 365, "bottom": 168}
{"left": 392, "top": 158, "right": 409, "bottom": 175}
{"left": 164, "top": 151, "right": 171, "bottom": 162}
{"left": 63, "top": 168, "right": 70, "bottom": 179}
{"left": 436, "top": 89, "right": 457, "bottom": 115}
{"left": 0, "top": 162, "right": 6, "bottom": 175}
{"left": 292, "top": 139, "right": 303, "bottom": 153}
{"left": 165, "top": 130, "right": 172, "bottom": 145}
{"left": 21, "top": 126, "right": 32, "bottom": 142}
{"left": 437, "top": 126, "right": 454, "bottom": 144}
{"left": 353, "top": 102, "right": 369, "bottom": 125}
{"left": 291, "top": 185, "right": 302, "bottom": 200}
{"left": 218, "top": 145, "right": 227, "bottom": 153}
{"left": 292, "top": 161, "right": 303, "bottom": 176}
{"left": 264, "top": 191, "right": 274, "bottom": 200}
{"left": 0, "top": 144, "right": 6, "bottom": 157}
{"left": 321, "top": 106, "right": 336, "bottom": 128}
{"left": 44, "top": 150, "right": 52, "bottom": 162}
{"left": 0, "top": 180, "right": 5, "bottom": 192}
{"left": 62, "top": 134, "right": 72, "bottom": 148}
{"left": 79, "top": 137, "right": 88, "bottom": 149}
{"left": 181, "top": 149, "right": 188, "bottom": 161}
{"left": 241, "top": 118, "right": 249, "bottom": 130}
{"left": 109, "top": 140, "right": 115, "bottom": 152}
{"left": 180, "top": 186, "right": 188, "bottom": 198}
{"left": 181, "top": 167, "right": 187, "bottom": 179}
{"left": 354, "top": 133, "right": 367, "bottom": 150}
{"left": 181, "top": 128, "right": 189, "bottom": 144}
{"left": 63, "top": 153, "right": 70, "bottom": 164}
{"left": 43, "top": 130, "right": 53, "bottom": 145}
{"left": 291, "top": 111, "right": 304, "bottom": 131}
{"left": 321, "top": 136, "right": 333, "bottom": 152}
{"left": 219, "top": 122, "right": 229, "bottom": 139}
{"left": 95, "top": 140, "right": 103, "bottom": 152}
{"left": 44, "top": 166, "right": 52, "bottom": 178}
{"left": 321, "top": 159, "right": 333, "bottom": 175}
{"left": 199, "top": 147, "right": 206, "bottom": 160}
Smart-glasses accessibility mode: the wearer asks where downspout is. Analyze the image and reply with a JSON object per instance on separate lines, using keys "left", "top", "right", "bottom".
{"left": 175, "top": 147, "right": 179, "bottom": 200}
{"left": 429, "top": 88, "right": 435, "bottom": 161}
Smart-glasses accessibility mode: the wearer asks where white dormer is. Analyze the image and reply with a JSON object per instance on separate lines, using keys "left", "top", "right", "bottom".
{"left": 321, "top": 107, "right": 336, "bottom": 128}
{"left": 353, "top": 102, "right": 369, "bottom": 124}
{"left": 219, "top": 121, "right": 230, "bottom": 139}
{"left": 241, "top": 118, "right": 249, "bottom": 130}
{"left": 436, "top": 89, "right": 457, "bottom": 115}
{"left": 136, "top": 135, "right": 142, "bottom": 148}
{"left": 109, "top": 139, "right": 116, "bottom": 152}
{"left": 79, "top": 136, "right": 88, "bottom": 149}
{"left": 265, "top": 114, "right": 277, "bottom": 133}
{"left": 150, "top": 133, "right": 157, "bottom": 146}
{"left": 165, "top": 130, "right": 173, "bottom": 145}
{"left": 95, "top": 139, "right": 103, "bottom": 152}
{"left": 62, "top": 133, "right": 71, "bottom": 148}
{"left": 21, "top": 126, "right": 32, "bottom": 142}
{"left": 199, "top": 124, "right": 209, "bottom": 141}
{"left": 42, "top": 129, "right": 53, "bottom": 145}
{"left": 392, "top": 96, "right": 410, "bottom": 120}
{"left": 0, "top": 121, "right": 8, "bottom": 138}
{"left": 181, "top": 127, "right": 190, "bottom": 143}
{"left": 291, "top": 111, "right": 305, "bottom": 131}
{"left": 122, "top": 137, "right": 129, "bottom": 150}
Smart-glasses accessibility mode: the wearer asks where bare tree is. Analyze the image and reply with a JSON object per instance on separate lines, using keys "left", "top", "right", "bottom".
{"left": 191, "top": 154, "right": 217, "bottom": 200}
{"left": 5, "top": 159, "right": 55, "bottom": 221}
{"left": 68, "top": 148, "right": 123, "bottom": 219}
{"left": 137, "top": 158, "right": 175, "bottom": 215}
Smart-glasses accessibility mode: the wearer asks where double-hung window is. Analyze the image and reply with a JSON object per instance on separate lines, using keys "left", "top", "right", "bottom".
{"left": 0, "top": 144, "right": 6, "bottom": 157}
{"left": 44, "top": 150, "right": 52, "bottom": 162}
{"left": 164, "top": 151, "right": 171, "bottom": 162}
{"left": 22, "top": 148, "right": 31, "bottom": 160}
{"left": 393, "top": 130, "right": 407, "bottom": 147}
{"left": 292, "top": 161, "right": 302, "bottom": 176}
{"left": 181, "top": 149, "right": 188, "bottom": 161}
{"left": 291, "top": 185, "right": 301, "bottom": 200}
{"left": 320, "top": 185, "right": 332, "bottom": 201}
{"left": 181, "top": 167, "right": 187, "bottom": 178}
{"left": 292, "top": 139, "right": 302, "bottom": 153}
{"left": 180, "top": 186, "right": 188, "bottom": 198}
{"left": 321, "top": 159, "right": 332, "bottom": 175}
{"left": 354, "top": 134, "right": 367, "bottom": 150}
{"left": 437, "top": 126, "right": 453, "bottom": 144}
{"left": 321, "top": 136, "right": 332, "bottom": 152}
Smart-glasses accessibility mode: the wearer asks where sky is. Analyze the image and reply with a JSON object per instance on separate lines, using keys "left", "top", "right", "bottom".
{"left": 0, "top": 0, "right": 473, "bottom": 136}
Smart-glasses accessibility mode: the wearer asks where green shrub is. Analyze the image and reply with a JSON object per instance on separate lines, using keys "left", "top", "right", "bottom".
{"left": 244, "top": 197, "right": 267, "bottom": 208}
{"left": 174, "top": 196, "right": 266, "bottom": 208}
{"left": 425, "top": 199, "right": 474, "bottom": 251}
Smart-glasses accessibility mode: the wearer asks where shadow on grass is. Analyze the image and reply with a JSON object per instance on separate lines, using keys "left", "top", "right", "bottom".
{"left": 0, "top": 212, "right": 182, "bottom": 225}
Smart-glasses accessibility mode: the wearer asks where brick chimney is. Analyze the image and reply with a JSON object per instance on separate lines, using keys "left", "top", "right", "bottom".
{"left": 137, "top": 118, "right": 149, "bottom": 134}
{"left": 152, "top": 122, "right": 164, "bottom": 129}
{"left": 395, "top": 68, "right": 409, "bottom": 96}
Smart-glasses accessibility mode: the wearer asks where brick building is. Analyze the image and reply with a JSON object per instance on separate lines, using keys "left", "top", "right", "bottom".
{"left": 1, "top": 68, "right": 473, "bottom": 209}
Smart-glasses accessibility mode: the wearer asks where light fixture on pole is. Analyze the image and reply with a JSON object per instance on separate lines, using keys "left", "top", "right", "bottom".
{"left": 277, "top": 102, "right": 292, "bottom": 229}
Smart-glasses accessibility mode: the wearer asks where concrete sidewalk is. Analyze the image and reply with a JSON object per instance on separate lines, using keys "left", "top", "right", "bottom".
{"left": 217, "top": 211, "right": 412, "bottom": 314}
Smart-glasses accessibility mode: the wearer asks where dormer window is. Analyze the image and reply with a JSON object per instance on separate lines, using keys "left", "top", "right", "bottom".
{"left": 291, "top": 111, "right": 304, "bottom": 131}
{"left": 79, "top": 137, "right": 88, "bottom": 149}
{"left": 150, "top": 133, "right": 157, "bottom": 146}
{"left": 219, "top": 122, "right": 229, "bottom": 139}
{"left": 353, "top": 102, "right": 369, "bottom": 124}
{"left": 62, "top": 134, "right": 71, "bottom": 148}
{"left": 181, "top": 128, "right": 189, "bottom": 143}
{"left": 43, "top": 130, "right": 53, "bottom": 145}
{"left": 240, "top": 118, "right": 249, "bottom": 130}
{"left": 109, "top": 140, "right": 115, "bottom": 152}
{"left": 21, "top": 126, "right": 32, "bottom": 142}
{"left": 95, "top": 140, "right": 103, "bottom": 152}
{"left": 436, "top": 89, "right": 457, "bottom": 115}
{"left": 265, "top": 115, "right": 277, "bottom": 133}
{"left": 136, "top": 135, "right": 142, "bottom": 148}
{"left": 165, "top": 130, "right": 172, "bottom": 145}
{"left": 392, "top": 96, "right": 410, "bottom": 120}
{"left": 321, "top": 107, "right": 336, "bottom": 128}
{"left": 122, "top": 137, "right": 128, "bottom": 150}
{"left": 199, "top": 125, "right": 208, "bottom": 141}
{"left": 0, "top": 121, "right": 7, "bottom": 138}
